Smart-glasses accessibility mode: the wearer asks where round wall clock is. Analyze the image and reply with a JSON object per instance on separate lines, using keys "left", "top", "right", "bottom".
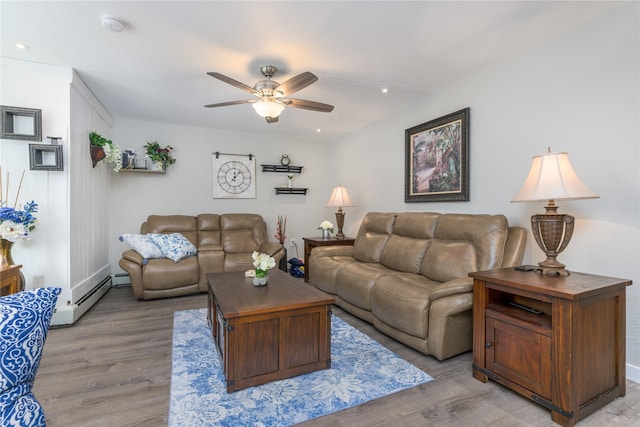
{"left": 280, "top": 154, "right": 290, "bottom": 166}
{"left": 213, "top": 155, "right": 256, "bottom": 199}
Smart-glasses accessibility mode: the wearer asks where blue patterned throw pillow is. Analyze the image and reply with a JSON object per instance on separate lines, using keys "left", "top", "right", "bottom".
{"left": 0, "top": 287, "right": 61, "bottom": 427}
{"left": 149, "top": 233, "right": 197, "bottom": 262}
{"left": 119, "top": 233, "right": 164, "bottom": 259}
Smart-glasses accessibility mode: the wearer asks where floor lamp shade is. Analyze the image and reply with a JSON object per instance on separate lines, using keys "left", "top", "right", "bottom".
{"left": 326, "top": 186, "right": 354, "bottom": 239}
{"left": 512, "top": 151, "right": 598, "bottom": 275}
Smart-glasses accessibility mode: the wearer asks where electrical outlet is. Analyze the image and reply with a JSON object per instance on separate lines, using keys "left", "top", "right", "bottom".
{"left": 33, "top": 275, "right": 45, "bottom": 287}
{"left": 290, "top": 238, "right": 296, "bottom": 247}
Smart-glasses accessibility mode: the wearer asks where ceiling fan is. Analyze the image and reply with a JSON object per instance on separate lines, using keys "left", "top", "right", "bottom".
{"left": 204, "top": 65, "right": 334, "bottom": 123}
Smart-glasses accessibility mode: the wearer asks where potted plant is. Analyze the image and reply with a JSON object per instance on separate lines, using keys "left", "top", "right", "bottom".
{"left": 144, "top": 141, "right": 175, "bottom": 170}
{"left": 89, "top": 132, "right": 122, "bottom": 172}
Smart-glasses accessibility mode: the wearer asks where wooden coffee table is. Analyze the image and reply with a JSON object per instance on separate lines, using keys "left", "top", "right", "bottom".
{"left": 207, "top": 269, "right": 334, "bottom": 392}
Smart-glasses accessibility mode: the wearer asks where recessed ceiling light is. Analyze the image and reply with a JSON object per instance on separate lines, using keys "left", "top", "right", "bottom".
{"left": 381, "top": 88, "right": 389, "bottom": 94}
{"left": 15, "top": 43, "right": 29, "bottom": 51}
{"left": 316, "top": 129, "right": 322, "bottom": 133}
{"left": 102, "top": 16, "right": 124, "bottom": 32}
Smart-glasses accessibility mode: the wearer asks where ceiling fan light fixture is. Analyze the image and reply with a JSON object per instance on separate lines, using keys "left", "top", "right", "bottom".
{"left": 252, "top": 99, "right": 285, "bottom": 118}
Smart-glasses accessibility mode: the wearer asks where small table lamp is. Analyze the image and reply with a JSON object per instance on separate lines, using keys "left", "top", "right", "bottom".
{"left": 326, "top": 186, "right": 354, "bottom": 239}
{"left": 512, "top": 149, "right": 598, "bottom": 276}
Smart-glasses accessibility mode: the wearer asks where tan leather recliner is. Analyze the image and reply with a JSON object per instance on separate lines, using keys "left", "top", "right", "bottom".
{"left": 119, "top": 213, "right": 285, "bottom": 300}
{"left": 309, "top": 212, "right": 526, "bottom": 360}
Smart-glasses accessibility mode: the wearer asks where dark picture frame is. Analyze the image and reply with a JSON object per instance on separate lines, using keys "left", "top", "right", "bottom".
{"left": 405, "top": 108, "right": 470, "bottom": 202}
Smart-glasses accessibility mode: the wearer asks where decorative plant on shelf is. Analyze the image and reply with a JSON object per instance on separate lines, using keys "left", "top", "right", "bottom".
{"left": 89, "top": 132, "right": 122, "bottom": 172}
{"left": 144, "top": 141, "right": 176, "bottom": 167}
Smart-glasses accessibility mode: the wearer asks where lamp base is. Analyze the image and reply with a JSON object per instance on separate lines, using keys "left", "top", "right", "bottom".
{"left": 535, "top": 266, "right": 571, "bottom": 276}
{"left": 335, "top": 209, "right": 346, "bottom": 239}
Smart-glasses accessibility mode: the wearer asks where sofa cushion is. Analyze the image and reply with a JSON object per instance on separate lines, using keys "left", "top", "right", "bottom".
{"left": 197, "top": 214, "right": 221, "bottom": 246}
{"left": 142, "top": 215, "right": 198, "bottom": 246}
{"left": 352, "top": 213, "right": 396, "bottom": 263}
{"left": 434, "top": 213, "right": 508, "bottom": 271}
{"left": 119, "top": 233, "right": 164, "bottom": 259}
{"left": 336, "top": 263, "right": 392, "bottom": 311}
{"left": 380, "top": 235, "right": 430, "bottom": 273}
{"left": 149, "top": 233, "right": 198, "bottom": 262}
{"left": 371, "top": 274, "right": 441, "bottom": 338}
{"left": 1, "top": 287, "right": 60, "bottom": 427}
{"left": 421, "top": 239, "right": 477, "bottom": 283}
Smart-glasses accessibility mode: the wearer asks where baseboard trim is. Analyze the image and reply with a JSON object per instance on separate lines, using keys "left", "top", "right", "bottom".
{"left": 51, "top": 276, "right": 111, "bottom": 326}
{"left": 627, "top": 363, "right": 640, "bottom": 384}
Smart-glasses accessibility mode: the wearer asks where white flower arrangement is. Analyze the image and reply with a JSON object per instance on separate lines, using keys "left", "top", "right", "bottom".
{"left": 318, "top": 220, "right": 334, "bottom": 233}
{"left": 252, "top": 251, "right": 276, "bottom": 278}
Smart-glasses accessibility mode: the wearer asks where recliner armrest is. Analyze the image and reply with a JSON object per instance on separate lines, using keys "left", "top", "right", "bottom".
{"left": 121, "top": 249, "right": 145, "bottom": 265}
{"left": 259, "top": 242, "right": 284, "bottom": 257}
{"left": 429, "top": 277, "right": 473, "bottom": 301}
{"left": 310, "top": 245, "right": 354, "bottom": 258}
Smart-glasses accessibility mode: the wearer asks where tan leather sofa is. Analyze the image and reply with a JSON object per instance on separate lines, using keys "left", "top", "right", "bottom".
{"left": 119, "top": 213, "right": 285, "bottom": 300}
{"left": 309, "top": 212, "right": 526, "bottom": 360}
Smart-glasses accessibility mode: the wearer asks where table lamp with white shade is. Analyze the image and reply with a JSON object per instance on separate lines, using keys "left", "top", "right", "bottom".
{"left": 512, "top": 149, "right": 598, "bottom": 276}
{"left": 326, "top": 186, "right": 354, "bottom": 239}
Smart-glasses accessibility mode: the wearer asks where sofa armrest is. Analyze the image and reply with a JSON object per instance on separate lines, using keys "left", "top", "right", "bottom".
{"left": 121, "top": 249, "right": 145, "bottom": 265}
{"left": 259, "top": 242, "right": 284, "bottom": 258}
{"left": 429, "top": 277, "right": 473, "bottom": 301}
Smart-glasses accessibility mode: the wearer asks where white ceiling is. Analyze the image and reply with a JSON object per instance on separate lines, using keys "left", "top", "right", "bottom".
{"left": 1, "top": 1, "right": 623, "bottom": 142}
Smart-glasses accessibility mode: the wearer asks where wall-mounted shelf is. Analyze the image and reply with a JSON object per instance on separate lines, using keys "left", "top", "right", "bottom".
{"left": 118, "top": 168, "right": 166, "bottom": 174}
{"left": 275, "top": 187, "right": 308, "bottom": 195}
{"left": 261, "top": 164, "right": 303, "bottom": 174}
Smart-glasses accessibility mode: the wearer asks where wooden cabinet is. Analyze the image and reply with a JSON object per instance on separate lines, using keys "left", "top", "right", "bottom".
{"left": 470, "top": 269, "right": 631, "bottom": 427}
{"left": 1, "top": 264, "right": 22, "bottom": 296}
{"left": 303, "top": 237, "right": 355, "bottom": 282}
{"left": 207, "top": 270, "right": 333, "bottom": 392}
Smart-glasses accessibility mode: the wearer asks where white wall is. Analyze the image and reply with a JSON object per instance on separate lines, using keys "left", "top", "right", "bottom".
{"left": 1, "top": 59, "right": 115, "bottom": 324}
{"left": 0, "top": 59, "right": 71, "bottom": 301}
{"left": 108, "top": 119, "right": 336, "bottom": 270}
{"left": 331, "top": 4, "right": 640, "bottom": 381}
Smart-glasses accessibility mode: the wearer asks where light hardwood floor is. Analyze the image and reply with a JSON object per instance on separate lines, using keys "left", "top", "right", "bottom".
{"left": 34, "top": 286, "right": 640, "bottom": 426}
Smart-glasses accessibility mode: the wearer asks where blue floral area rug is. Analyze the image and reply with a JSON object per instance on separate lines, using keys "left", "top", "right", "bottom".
{"left": 169, "top": 308, "right": 433, "bottom": 426}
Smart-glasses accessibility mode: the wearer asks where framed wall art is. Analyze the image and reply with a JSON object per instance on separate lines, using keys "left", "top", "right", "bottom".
{"left": 405, "top": 108, "right": 470, "bottom": 202}
{"left": 213, "top": 152, "right": 256, "bottom": 199}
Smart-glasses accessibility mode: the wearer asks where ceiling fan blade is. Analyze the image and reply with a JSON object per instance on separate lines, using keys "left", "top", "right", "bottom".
{"left": 204, "top": 100, "right": 253, "bottom": 108}
{"left": 284, "top": 98, "right": 334, "bottom": 113}
{"left": 274, "top": 72, "right": 318, "bottom": 96}
{"left": 207, "top": 72, "right": 258, "bottom": 95}
{"left": 266, "top": 116, "right": 280, "bottom": 124}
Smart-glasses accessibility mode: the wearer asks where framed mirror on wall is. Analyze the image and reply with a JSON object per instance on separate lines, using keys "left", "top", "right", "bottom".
{"left": 1, "top": 106, "right": 42, "bottom": 141}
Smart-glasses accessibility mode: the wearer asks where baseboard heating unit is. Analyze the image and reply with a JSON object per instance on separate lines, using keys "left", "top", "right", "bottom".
{"left": 51, "top": 274, "right": 112, "bottom": 326}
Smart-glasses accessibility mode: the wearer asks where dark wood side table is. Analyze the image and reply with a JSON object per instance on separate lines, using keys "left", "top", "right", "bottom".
{"left": 1, "top": 264, "right": 22, "bottom": 296}
{"left": 303, "top": 236, "right": 355, "bottom": 282}
{"left": 470, "top": 268, "right": 632, "bottom": 427}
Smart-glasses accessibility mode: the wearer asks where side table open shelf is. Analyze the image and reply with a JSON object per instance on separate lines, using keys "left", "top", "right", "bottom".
{"left": 261, "top": 164, "right": 303, "bottom": 174}
{"left": 275, "top": 187, "right": 307, "bottom": 195}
